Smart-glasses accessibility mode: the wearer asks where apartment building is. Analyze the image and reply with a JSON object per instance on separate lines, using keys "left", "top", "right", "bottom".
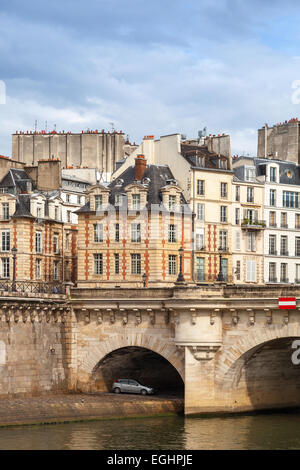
{"left": 0, "top": 168, "right": 77, "bottom": 283}
{"left": 76, "top": 155, "right": 193, "bottom": 287}
{"left": 232, "top": 157, "right": 265, "bottom": 284}
{"left": 253, "top": 158, "right": 300, "bottom": 284}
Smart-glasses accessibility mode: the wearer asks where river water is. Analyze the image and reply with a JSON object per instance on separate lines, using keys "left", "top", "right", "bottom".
{"left": 0, "top": 411, "right": 300, "bottom": 449}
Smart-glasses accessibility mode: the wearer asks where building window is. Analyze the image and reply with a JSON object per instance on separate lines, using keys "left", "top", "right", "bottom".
{"left": 115, "top": 223, "right": 120, "bottom": 242}
{"left": 220, "top": 206, "right": 227, "bottom": 223}
{"left": 196, "top": 257, "right": 204, "bottom": 281}
{"left": 132, "top": 194, "right": 141, "bottom": 210}
{"left": 236, "top": 260, "right": 241, "bottom": 281}
{"left": 53, "top": 261, "right": 59, "bottom": 280}
{"left": 269, "top": 211, "right": 276, "bottom": 227}
{"left": 94, "top": 224, "right": 104, "bottom": 243}
{"left": 66, "top": 194, "right": 70, "bottom": 203}
{"left": 1, "top": 258, "right": 9, "bottom": 278}
{"left": 220, "top": 182, "right": 227, "bottom": 198}
{"left": 65, "top": 233, "right": 70, "bottom": 250}
{"left": 53, "top": 234, "right": 59, "bottom": 254}
{"left": 168, "top": 224, "right": 177, "bottom": 243}
{"left": 283, "top": 191, "right": 299, "bottom": 208}
{"left": 94, "top": 254, "right": 103, "bottom": 274}
{"left": 281, "top": 212, "right": 288, "bottom": 228}
{"left": 219, "top": 230, "right": 227, "bottom": 250}
{"left": 35, "top": 231, "right": 42, "bottom": 253}
{"left": 269, "top": 189, "right": 276, "bottom": 207}
{"left": 67, "top": 211, "right": 72, "bottom": 223}
{"left": 2, "top": 203, "right": 9, "bottom": 220}
{"left": 131, "top": 223, "right": 141, "bottom": 242}
{"left": 280, "top": 236, "right": 288, "bottom": 256}
{"left": 55, "top": 207, "right": 59, "bottom": 220}
{"left": 169, "top": 195, "right": 176, "bottom": 211}
{"left": 1, "top": 230, "right": 10, "bottom": 252}
{"left": 269, "top": 262, "right": 276, "bottom": 282}
{"left": 247, "top": 187, "right": 254, "bottom": 203}
{"left": 114, "top": 254, "right": 119, "bottom": 274}
{"left": 168, "top": 255, "right": 177, "bottom": 275}
{"left": 269, "top": 235, "right": 276, "bottom": 255}
{"left": 36, "top": 205, "right": 42, "bottom": 218}
{"left": 247, "top": 232, "right": 256, "bottom": 252}
{"left": 280, "top": 263, "right": 288, "bottom": 283}
{"left": 296, "top": 237, "right": 300, "bottom": 257}
{"left": 131, "top": 254, "right": 141, "bottom": 275}
{"left": 235, "top": 186, "right": 240, "bottom": 202}
{"left": 235, "top": 231, "right": 241, "bottom": 251}
{"left": 246, "top": 260, "right": 257, "bottom": 282}
{"left": 195, "top": 233, "right": 204, "bottom": 250}
{"left": 35, "top": 259, "right": 41, "bottom": 279}
{"left": 235, "top": 208, "right": 240, "bottom": 225}
{"left": 270, "top": 167, "right": 277, "bottom": 182}
{"left": 95, "top": 195, "right": 103, "bottom": 211}
{"left": 245, "top": 167, "right": 256, "bottom": 182}
{"left": 197, "top": 180, "right": 204, "bottom": 196}
{"left": 296, "top": 214, "right": 300, "bottom": 229}
{"left": 221, "top": 258, "right": 228, "bottom": 282}
{"left": 197, "top": 203, "right": 204, "bottom": 221}
{"left": 296, "top": 264, "right": 300, "bottom": 283}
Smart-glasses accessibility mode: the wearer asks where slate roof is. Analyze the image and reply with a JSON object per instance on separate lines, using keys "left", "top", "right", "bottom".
{"left": 76, "top": 163, "right": 190, "bottom": 213}
{"left": 0, "top": 169, "right": 36, "bottom": 194}
{"left": 181, "top": 143, "right": 231, "bottom": 170}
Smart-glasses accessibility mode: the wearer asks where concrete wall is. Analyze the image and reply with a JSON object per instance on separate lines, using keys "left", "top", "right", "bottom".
{"left": 12, "top": 132, "right": 125, "bottom": 179}
{"left": 258, "top": 121, "right": 300, "bottom": 163}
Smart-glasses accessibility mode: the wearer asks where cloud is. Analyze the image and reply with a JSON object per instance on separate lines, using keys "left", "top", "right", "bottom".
{"left": 0, "top": 1, "right": 300, "bottom": 156}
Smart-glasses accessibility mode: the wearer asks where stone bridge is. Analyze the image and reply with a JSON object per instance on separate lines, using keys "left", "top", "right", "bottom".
{"left": 0, "top": 285, "right": 300, "bottom": 415}
{"left": 69, "top": 284, "right": 300, "bottom": 415}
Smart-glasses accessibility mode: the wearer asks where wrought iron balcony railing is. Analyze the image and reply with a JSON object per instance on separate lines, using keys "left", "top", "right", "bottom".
{"left": 241, "top": 219, "right": 266, "bottom": 229}
{"left": 0, "top": 280, "right": 65, "bottom": 294}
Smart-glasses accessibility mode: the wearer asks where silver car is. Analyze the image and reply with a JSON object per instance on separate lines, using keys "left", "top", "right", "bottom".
{"left": 112, "top": 379, "right": 154, "bottom": 395}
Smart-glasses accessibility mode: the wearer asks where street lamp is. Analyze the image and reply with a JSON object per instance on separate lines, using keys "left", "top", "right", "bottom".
{"left": 142, "top": 272, "right": 147, "bottom": 288}
{"left": 176, "top": 247, "right": 185, "bottom": 283}
{"left": 11, "top": 247, "right": 17, "bottom": 291}
{"left": 216, "top": 246, "right": 224, "bottom": 282}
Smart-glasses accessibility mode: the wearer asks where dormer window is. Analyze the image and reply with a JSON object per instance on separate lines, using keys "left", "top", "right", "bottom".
{"left": 245, "top": 167, "right": 256, "bottom": 182}
{"left": 270, "top": 167, "right": 277, "bottom": 182}
{"left": 169, "top": 195, "right": 176, "bottom": 211}
{"left": 37, "top": 205, "right": 42, "bottom": 218}
{"left": 115, "top": 194, "right": 123, "bottom": 207}
{"left": 95, "top": 195, "right": 103, "bottom": 211}
{"left": 132, "top": 194, "right": 140, "bottom": 210}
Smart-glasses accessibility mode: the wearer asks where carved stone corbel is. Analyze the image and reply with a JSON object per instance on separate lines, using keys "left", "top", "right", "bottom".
{"left": 190, "top": 308, "right": 197, "bottom": 325}
{"left": 247, "top": 308, "right": 255, "bottom": 326}
{"left": 230, "top": 308, "right": 239, "bottom": 325}
{"left": 120, "top": 308, "right": 127, "bottom": 325}
{"left": 107, "top": 309, "right": 115, "bottom": 324}
{"left": 133, "top": 309, "right": 141, "bottom": 325}
{"left": 93, "top": 309, "right": 102, "bottom": 325}
{"left": 264, "top": 308, "right": 272, "bottom": 325}
{"left": 147, "top": 309, "right": 155, "bottom": 325}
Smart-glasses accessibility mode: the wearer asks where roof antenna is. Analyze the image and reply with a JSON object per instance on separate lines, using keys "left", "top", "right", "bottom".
{"left": 109, "top": 122, "right": 115, "bottom": 133}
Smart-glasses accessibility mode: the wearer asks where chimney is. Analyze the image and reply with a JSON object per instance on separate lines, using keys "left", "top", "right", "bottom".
{"left": 134, "top": 154, "right": 147, "bottom": 181}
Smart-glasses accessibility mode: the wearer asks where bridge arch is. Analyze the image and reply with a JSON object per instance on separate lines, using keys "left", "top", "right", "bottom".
{"left": 215, "top": 323, "right": 300, "bottom": 411}
{"left": 77, "top": 333, "right": 185, "bottom": 393}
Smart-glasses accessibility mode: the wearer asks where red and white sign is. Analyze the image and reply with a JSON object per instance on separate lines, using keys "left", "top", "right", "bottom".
{"left": 278, "top": 297, "right": 297, "bottom": 309}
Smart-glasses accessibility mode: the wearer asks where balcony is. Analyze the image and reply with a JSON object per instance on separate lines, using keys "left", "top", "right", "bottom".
{"left": 281, "top": 224, "right": 288, "bottom": 229}
{"left": 195, "top": 246, "right": 206, "bottom": 251}
{"left": 280, "top": 251, "right": 289, "bottom": 256}
{"left": 268, "top": 250, "right": 277, "bottom": 256}
{"left": 241, "top": 219, "right": 266, "bottom": 230}
{"left": 280, "top": 278, "right": 289, "bottom": 283}
{"left": 0, "top": 280, "right": 65, "bottom": 294}
{"left": 269, "top": 223, "right": 277, "bottom": 228}
{"left": 195, "top": 274, "right": 233, "bottom": 284}
{"left": 268, "top": 277, "right": 277, "bottom": 283}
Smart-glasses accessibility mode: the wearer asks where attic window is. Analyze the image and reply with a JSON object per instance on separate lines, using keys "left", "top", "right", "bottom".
{"left": 166, "top": 179, "right": 177, "bottom": 186}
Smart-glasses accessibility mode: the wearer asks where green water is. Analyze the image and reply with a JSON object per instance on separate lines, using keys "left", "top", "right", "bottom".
{"left": 0, "top": 411, "right": 300, "bottom": 449}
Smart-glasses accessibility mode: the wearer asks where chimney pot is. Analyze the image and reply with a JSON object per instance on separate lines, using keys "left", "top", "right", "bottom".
{"left": 134, "top": 154, "right": 147, "bottom": 181}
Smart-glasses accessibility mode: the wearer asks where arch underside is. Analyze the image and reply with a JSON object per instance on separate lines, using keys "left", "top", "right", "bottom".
{"left": 77, "top": 333, "right": 184, "bottom": 394}
{"left": 216, "top": 324, "right": 300, "bottom": 412}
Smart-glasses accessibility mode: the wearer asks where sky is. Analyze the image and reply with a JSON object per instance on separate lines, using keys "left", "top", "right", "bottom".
{"left": 1, "top": 0, "right": 300, "bottom": 156}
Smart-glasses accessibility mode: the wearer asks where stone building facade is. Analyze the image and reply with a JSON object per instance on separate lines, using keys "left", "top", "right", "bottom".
{"left": 76, "top": 155, "right": 193, "bottom": 288}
